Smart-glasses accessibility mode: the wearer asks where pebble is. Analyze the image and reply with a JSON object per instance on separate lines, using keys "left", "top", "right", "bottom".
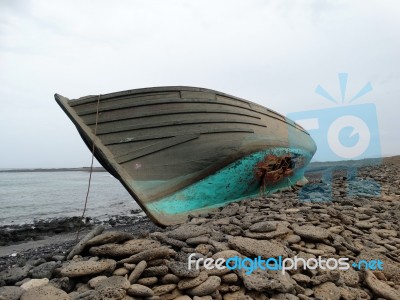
{"left": 128, "top": 260, "right": 147, "bottom": 283}
{"left": 187, "top": 276, "right": 221, "bottom": 296}
{"left": 20, "top": 285, "right": 70, "bottom": 300}
{"left": 293, "top": 225, "right": 330, "bottom": 241}
{"left": 228, "top": 236, "right": 288, "bottom": 258}
{"left": 60, "top": 259, "right": 116, "bottom": 277}
{"left": 0, "top": 286, "right": 24, "bottom": 300}
{"left": 128, "top": 284, "right": 155, "bottom": 297}
{"left": 20, "top": 278, "right": 49, "bottom": 290}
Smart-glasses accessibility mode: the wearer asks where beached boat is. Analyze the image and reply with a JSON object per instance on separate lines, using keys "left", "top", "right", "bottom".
{"left": 55, "top": 87, "right": 316, "bottom": 226}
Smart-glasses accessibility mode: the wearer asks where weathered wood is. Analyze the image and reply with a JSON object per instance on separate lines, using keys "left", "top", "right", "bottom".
{"left": 55, "top": 86, "right": 316, "bottom": 226}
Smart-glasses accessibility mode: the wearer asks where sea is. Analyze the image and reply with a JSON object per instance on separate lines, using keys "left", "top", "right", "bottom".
{"left": 0, "top": 170, "right": 141, "bottom": 226}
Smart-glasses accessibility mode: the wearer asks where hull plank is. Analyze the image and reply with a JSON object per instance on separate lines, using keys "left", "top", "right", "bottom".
{"left": 55, "top": 86, "right": 316, "bottom": 226}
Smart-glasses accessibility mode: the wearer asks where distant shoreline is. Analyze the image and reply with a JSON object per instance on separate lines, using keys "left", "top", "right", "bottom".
{"left": 0, "top": 167, "right": 106, "bottom": 173}
{"left": 0, "top": 155, "right": 398, "bottom": 173}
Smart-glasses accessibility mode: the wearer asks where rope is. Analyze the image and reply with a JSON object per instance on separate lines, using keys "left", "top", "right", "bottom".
{"left": 75, "top": 94, "right": 101, "bottom": 241}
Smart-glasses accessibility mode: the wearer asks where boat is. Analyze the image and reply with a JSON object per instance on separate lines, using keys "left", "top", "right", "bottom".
{"left": 55, "top": 87, "right": 316, "bottom": 226}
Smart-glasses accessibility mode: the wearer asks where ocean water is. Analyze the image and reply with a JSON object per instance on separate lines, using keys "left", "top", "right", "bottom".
{"left": 0, "top": 171, "right": 141, "bottom": 226}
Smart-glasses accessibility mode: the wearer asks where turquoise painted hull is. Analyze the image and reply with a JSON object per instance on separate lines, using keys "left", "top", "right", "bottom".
{"left": 148, "top": 147, "right": 312, "bottom": 218}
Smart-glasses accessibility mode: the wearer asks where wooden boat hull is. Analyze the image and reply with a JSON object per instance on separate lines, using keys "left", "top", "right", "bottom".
{"left": 55, "top": 87, "right": 316, "bottom": 226}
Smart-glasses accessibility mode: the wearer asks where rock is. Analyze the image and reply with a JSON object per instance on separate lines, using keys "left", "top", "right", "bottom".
{"left": 20, "top": 278, "right": 49, "bottom": 290}
{"left": 142, "top": 265, "right": 169, "bottom": 277}
{"left": 20, "top": 285, "right": 71, "bottom": 300}
{"left": 30, "top": 261, "right": 58, "bottom": 279}
{"left": 284, "top": 234, "right": 301, "bottom": 244}
{"left": 67, "top": 225, "right": 104, "bottom": 260}
{"left": 178, "top": 271, "right": 208, "bottom": 290}
{"left": 338, "top": 286, "right": 370, "bottom": 300}
{"left": 365, "top": 270, "right": 400, "bottom": 300}
{"left": 95, "top": 276, "right": 130, "bottom": 290}
{"left": 221, "top": 273, "right": 238, "bottom": 284}
{"left": 113, "top": 267, "right": 129, "bottom": 276}
{"left": 291, "top": 274, "right": 311, "bottom": 284}
{"left": 337, "top": 268, "right": 359, "bottom": 287}
{"left": 168, "top": 261, "right": 200, "bottom": 278}
{"left": 160, "top": 274, "right": 180, "bottom": 284}
{"left": 88, "top": 275, "right": 107, "bottom": 288}
{"left": 119, "top": 246, "right": 176, "bottom": 264}
{"left": 86, "top": 231, "right": 135, "bottom": 246}
{"left": 95, "top": 285, "right": 127, "bottom": 299}
{"left": 0, "top": 286, "right": 24, "bottom": 300}
{"left": 249, "top": 221, "right": 277, "bottom": 232}
{"left": 358, "top": 248, "right": 400, "bottom": 283}
{"left": 128, "top": 260, "right": 147, "bottom": 283}
{"left": 175, "top": 296, "right": 192, "bottom": 300}
{"left": 228, "top": 236, "right": 288, "bottom": 259}
{"left": 137, "top": 277, "right": 158, "bottom": 286}
{"left": 89, "top": 239, "right": 161, "bottom": 257}
{"left": 128, "top": 284, "right": 155, "bottom": 297}
{"left": 186, "top": 236, "right": 210, "bottom": 245}
{"left": 354, "top": 221, "right": 374, "bottom": 230}
{"left": 0, "top": 265, "right": 32, "bottom": 285}
{"left": 293, "top": 225, "right": 330, "bottom": 241}
{"left": 49, "top": 277, "right": 75, "bottom": 293}
{"left": 152, "top": 284, "right": 177, "bottom": 296}
{"left": 313, "top": 282, "right": 340, "bottom": 300}
{"left": 238, "top": 269, "right": 295, "bottom": 293}
{"left": 220, "top": 203, "right": 240, "bottom": 216}
{"left": 187, "top": 276, "right": 221, "bottom": 296}
{"left": 60, "top": 259, "right": 116, "bottom": 277}
{"left": 212, "top": 250, "right": 241, "bottom": 261}
{"left": 168, "top": 225, "right": 209, "bottom": 241}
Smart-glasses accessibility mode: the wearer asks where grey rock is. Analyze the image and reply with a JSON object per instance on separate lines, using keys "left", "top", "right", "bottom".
{"left": 187, "top": 276, "right": 221, "bottom": 296}
{"left": 178, "top": 271, "right": 208, "bottom": 290}
{"left": 152, "top": 284, "right": 177, "bottom": 296}
{"left": 0, "top": 265, "right": 32, "bottom": 285}
{"left": 365, "top": 270, "right": 400, "bottom": 300}
{"left": 0, "top": 286, "right": 24, "bottom": 300}
{"left": 20, "top": 285, "right": 71, "bottom": 300}
{"left": 86, "top": 231, "right": 134, "bottom": 247}
{"left": 142, "top": 265, "right": 169, "bottom": 277}
{"left": 238, "top": 269, "right": 295, "bottom": 293}
{"left": 293, "top": 225, "right": 330, "bottom": 241}
{"left": 168, "top": 225, "right": 209, "bottom": 241}
{"left": 119, "top": 246, "right": 176, "bottom": 264}
{"left": 249, "top": 221, "right": 277, "bottom": 232}
{"left": 313, "top": 282, "right": 340, "bottom": 300}
{"left": 60, "top": 259, "right": 116, "bottom": 277}
{"left": 30, "top": 261, "right": 58, "bottom": 279}
{"left": 128, "top": 260, "right": 147, "bottom": 284}
{"left": 168, "top": 261, "right": 200, "bottom": 278}
{"left": 228, "top": 236, "right": 288, "bottom": 259}
{"left": 67, "top": 225, "right": 104, "bottom": 260}
{"left": 128, "top": 284, "right": 154, "bottom": 297}
{"left": 89, "top": 239, "right": 161, "bottom": 257}
{"left": 49, "top": 277, "right": 75, "bottom": 293}
{"left": 95, "top": 276, "right": 130, "bottom": 290}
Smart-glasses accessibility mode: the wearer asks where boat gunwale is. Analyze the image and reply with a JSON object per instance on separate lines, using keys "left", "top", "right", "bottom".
{"left": 66, "top": 86, "right": 308, "bottom": 134}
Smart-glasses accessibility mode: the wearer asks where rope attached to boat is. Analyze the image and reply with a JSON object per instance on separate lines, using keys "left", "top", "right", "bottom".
{"left": 76, "top": 94, "right": 101, "bottom": 241}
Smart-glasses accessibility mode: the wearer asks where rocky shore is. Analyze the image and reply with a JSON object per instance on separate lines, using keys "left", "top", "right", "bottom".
{"left": 0, "top": 157, "right": 399, "bottom": 300}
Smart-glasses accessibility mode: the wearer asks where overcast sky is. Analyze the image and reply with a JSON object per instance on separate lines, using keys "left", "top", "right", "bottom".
{"left": 1, "top": 0, "right": 399, "bottom": 168}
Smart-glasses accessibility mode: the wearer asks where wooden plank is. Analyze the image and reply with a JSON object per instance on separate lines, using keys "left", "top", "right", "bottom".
{"left": 104, "top": 127, "right": 254, "bottom": 145}
{"left": 83, "top": 107, "right": 261, "bottom": 125}
{"left": 115, "top": 134, "right": 200, "bottom": 163}
{"left": 95, "top": 117, "right": 267, "bottom": 135}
